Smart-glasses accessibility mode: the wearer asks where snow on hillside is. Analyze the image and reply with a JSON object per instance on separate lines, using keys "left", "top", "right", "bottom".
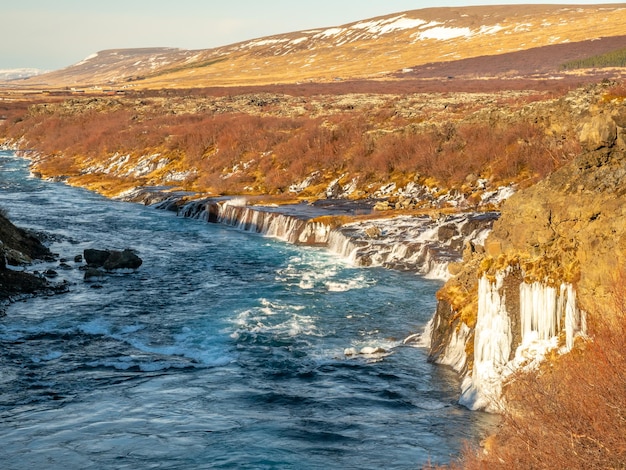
{"left": 230, "top": 6, "right": 621, "bottom": 57}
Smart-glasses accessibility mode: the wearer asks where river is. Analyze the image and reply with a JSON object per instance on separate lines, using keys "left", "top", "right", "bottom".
{"left": 0, "top": 150, "right": 495, "bottom": 469}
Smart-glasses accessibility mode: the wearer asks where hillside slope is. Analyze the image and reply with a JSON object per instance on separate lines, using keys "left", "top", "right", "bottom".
{"left": 15, "top": 4, "right": 626, "bottom": 89}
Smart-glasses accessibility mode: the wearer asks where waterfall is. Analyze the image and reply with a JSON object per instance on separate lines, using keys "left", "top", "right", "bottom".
{"left": 326, "top": 213, "right": 498, "bottom": 279}
{"left": 177, "top": 199, "right": 331, "bottom": 246}
{"left": 326, "top": 230, "right": 361, "bottom": 263}
{"left": 461, "top": 272, "right": 587, "bottom": 411}
{"left": 170, "top": 199, "right": 496, "bottom": 280}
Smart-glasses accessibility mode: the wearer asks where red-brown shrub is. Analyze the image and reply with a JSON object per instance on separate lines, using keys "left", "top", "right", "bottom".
{"left": 0, "top": 93, "right": 580, "bottom": 196}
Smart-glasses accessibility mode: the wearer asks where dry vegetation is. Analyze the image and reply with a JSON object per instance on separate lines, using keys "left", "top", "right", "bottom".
{"left": 0, "top": 85, "right": 581, "bottom": 200}
{"left": 1, "top": 77, "right": 625, "bottom": 470}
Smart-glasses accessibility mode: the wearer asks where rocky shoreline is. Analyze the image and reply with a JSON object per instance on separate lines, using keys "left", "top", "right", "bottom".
{"left": 2, "top": 80, "right": 625, "bottom": 418}
{"left": 428, "top": 102, "right": 626, "bottom": 411}
{"left": 0, "top": 212, "right": 67, "bottom": 314}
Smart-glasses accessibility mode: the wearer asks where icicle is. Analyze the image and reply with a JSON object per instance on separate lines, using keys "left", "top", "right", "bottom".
{"left": 519, "top": 282, "right": 584, "bottom": 352}
{"left": 438, "top": 322, "right": 471, "bottom": 373}
{"left": 460, "top": 272, "right": 512, "bottom": 411}
{"left": 520, "top": 282, "right": 558, "bottom": 344}
{"left": 563, "top": 283, "right": 585, "bottom": 350}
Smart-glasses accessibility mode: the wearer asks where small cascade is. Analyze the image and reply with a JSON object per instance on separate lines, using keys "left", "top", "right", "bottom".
{"left": 175, "top": 198, "right": 331, "bottom": 246}
{"left": 326, "top": 230, "right": 366, "bottom": 264}
{"left": 179, "top": 199, "right": 214, "bottom": 221}
{"left": 166, "top": 197, "right": 496, "bottom": 281}
{"left": 216, "top": 203, "right": 330, "bottom": 245}
{"left": 327, "top": 213, "right": 497, "bottom": 279}
{"left": 461, "top": 273, "right": 587, "bottom": 411}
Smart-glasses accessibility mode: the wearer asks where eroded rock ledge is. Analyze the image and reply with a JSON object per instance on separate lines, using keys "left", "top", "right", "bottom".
{"left": 429, "top": 105, "right": 626, "bottom": 410}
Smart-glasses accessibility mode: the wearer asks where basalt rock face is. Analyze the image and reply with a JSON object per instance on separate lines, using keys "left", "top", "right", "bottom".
{"left": 429, "top": 104, "right": 626, "bottom": 410}
{"left": 0, "top": 213, "right": 59, "bottom": 312}
{"left": 489, "top": 109, "right": 626, "bottom": 303}
{"left": 0, "top": 213, "right": 54, "bottom": 265}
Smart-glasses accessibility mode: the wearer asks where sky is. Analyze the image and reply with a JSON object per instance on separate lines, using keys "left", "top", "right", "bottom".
{"left": 2, "top": 0, "right": 625, "bottom": 71}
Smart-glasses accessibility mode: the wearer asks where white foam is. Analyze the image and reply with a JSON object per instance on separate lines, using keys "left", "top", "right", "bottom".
{"left": 325, "top": 275, "right": 369, "bottom": 292}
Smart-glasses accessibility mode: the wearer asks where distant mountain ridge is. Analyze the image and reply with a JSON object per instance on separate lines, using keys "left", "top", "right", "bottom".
{"left": 0, "top": 68, "right": 45, "bottom": 81}
{"left": 13, "top": 4, "right": 626, "bottom": 88}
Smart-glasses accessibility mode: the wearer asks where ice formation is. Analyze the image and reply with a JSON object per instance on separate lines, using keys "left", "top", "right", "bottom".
{"left": 460, "top": 272, "right": 512, "bottom": 411}
{"left": 460, "top": 273, "right": 586, "bottom": 412}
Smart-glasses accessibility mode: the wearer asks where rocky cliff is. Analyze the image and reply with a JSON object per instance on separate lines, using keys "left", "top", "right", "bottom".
{"left": 0, "top": 212, "right": 60, "bottom": 313}
{"left": 429, "top": 92, "right": 626, "bottom": 410}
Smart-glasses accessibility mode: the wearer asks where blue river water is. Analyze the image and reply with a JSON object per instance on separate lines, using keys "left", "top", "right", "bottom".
{"left": 0, "top": 150, "right": 495, "bottom": 469}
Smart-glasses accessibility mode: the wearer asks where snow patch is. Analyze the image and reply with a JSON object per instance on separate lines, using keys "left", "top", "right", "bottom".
{"left": 74, "top": 52, "right": 99, "bottom": 66}
{"left": 478, "top": 24, "right": 504, "bottom": 35}
{"left": 315, "top": 28, "right": 345, "bottom": 38}
{"left": 414, "top": 26, "right": 472, "bottom": 41}
{"left": 351, "top": 15, "right": 428, "bottom": 35}
{"left": 290, "top": 37, "right": 309, "bottom": 45}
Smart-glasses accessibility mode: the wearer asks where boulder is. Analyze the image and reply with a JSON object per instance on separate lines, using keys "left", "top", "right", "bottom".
{"left": 0, "top": 213, "right": 54, "bottom": 262}
{"left": 84, "top": 249, "right": 110, "bottom": 267}
{"left": 83, "top": 248, "right": 142, "bottom": 271}
{"left": 103, "top": 249, "right": 142, "bottom": 271}
{"left": 579, "top": 114, "right": 617, "bottom": 150}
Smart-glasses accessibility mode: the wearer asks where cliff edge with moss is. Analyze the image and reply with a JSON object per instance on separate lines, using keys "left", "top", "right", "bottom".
{"left": 429, "top": 90, "right": 626, "bottom": 411}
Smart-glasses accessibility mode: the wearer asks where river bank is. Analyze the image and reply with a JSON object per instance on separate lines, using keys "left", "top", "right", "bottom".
{"left": 0, "top": 150, "right": 499, "bottom": 469}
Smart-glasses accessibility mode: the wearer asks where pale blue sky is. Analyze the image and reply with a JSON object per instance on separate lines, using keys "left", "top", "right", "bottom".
{"left": 2, "top": 1, "right": 624, "bottom": 70}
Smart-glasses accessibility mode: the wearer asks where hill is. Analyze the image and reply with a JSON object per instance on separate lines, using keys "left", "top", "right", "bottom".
{"left": 12, "top": 4, "right": 626, "bottom": 89}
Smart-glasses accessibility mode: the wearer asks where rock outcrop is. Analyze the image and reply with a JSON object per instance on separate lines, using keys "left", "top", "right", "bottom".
{"left": 0, "top": 212, "right": 63, "bottom": 313}
{"left": 0, "top": 213, "right": 54, "bottom": 265}
{"left": 429, "top": 103, "right": 626, "bottom": 410}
